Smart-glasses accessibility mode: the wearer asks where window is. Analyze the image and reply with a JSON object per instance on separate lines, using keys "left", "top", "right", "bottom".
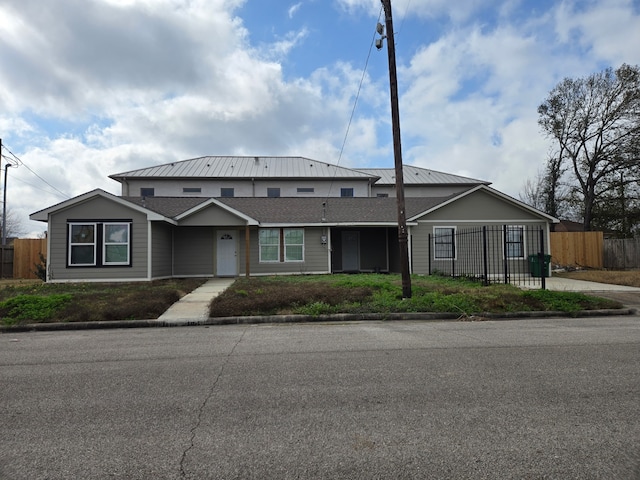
{"left": 267, "top": 188, "right": 281, "bottom": 198}
{"left": 103, "top": 223, "right": 130, "bottom": 265}
{"left": 68, "top": 221, "right": 131, "bottom": 267}
{"left": 140, "top": 188, "right": 154, "bottom": 197}
{"left": 284, "top": 229, "right": 304, "bottom": 262}
{"left": 376, "top": 193, "right": 389, "bottom": 198}
{"left": 434, "top": 227, "right": 455, "bottom": 259}
{"left": 506, "top": 226, "right": 525, "bottom": 258}
{"left": 69, "top": 223, "right": 96, "bottom": 266}
{"left": 183, "top": 187, "right": 201, "bottom": 194}
{"left": 258, "top": 228, "right": 305, "bottom": 263}
{"left": 340, "top": 188, "right": 354, "bottom": 197}
{"left": 297, "top": 187, "right": 314, "bottom": 194}
{"left": 221, "top": 188, "right": 234, "bottom": 198}
{"left": 259, "top": 229, "right": 280, "bottom": 262}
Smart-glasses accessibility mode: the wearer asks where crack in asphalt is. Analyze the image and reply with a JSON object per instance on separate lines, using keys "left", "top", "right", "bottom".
{"left": 179, "top": 327, "right": 248, "bottom": 478}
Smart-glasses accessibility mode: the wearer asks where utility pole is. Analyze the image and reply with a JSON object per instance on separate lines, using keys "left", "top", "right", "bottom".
{"left": 378, "top": 0, "right": 411, "bottom": 298}
{"left": 2, "top": 162, "right": 8, "bottom": 246}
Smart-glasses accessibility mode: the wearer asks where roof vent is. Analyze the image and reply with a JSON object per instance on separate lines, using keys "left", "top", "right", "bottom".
{"left": 254, "top": 156, "right": 259, "bottom": 163}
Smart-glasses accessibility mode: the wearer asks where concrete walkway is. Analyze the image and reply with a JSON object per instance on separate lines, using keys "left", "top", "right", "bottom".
{"left": 545, "top": 276, "right": 640, "bottom": 292}
{"left": 157, "top": 278, "right": 236, "bottom": 324}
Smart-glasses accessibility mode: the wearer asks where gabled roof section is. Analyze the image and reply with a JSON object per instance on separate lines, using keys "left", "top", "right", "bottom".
{"left": 110, "top": 156, "right": 379, "bottom": 181}
{"left": 174, "top": 198, "right": 259, "bottom": 225}
{"left": 358, "top": 165, "right": 490, "bottom": 186}
{"left": 406, "top": 185, "right": 559, "bottom": 223}
{"left": 122, "top": 196, "right": 211, "bottom": 218}
{"left": 30, "top": 189, "right": 173, "bottom": 223}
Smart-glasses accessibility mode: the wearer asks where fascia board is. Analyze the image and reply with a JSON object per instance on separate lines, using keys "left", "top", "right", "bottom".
{"left": 258, "top": 222, "right": 418, "bottom": 228}
{"left": 175, "top": 198, "right": 259, "bottom": 225}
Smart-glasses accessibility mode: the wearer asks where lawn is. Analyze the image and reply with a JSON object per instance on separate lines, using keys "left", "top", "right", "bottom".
{"left": 0, "top": 274, "right": 626, "bottom": 326}
{"left": 0, "top": 278, "right": 206, "bottom": 326}
{"left": 209, "top": 274, "right": 622, "bottom": 318}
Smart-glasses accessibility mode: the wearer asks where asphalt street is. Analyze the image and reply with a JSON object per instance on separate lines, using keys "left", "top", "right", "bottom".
{"left": 1, "top": 317, "right": 639, "bottom": 479}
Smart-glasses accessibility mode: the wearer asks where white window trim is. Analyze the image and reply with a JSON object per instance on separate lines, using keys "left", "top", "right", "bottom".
{"left": 103, "top": 222, "right": 131, "bottom": 266}
{"left": 284, "top": 228, "right": 304, "bottom": 262}
{"left": 504, "top": 225, "right": 526, "bottom": 259}
{"left": 259, "top": 228, "right": 280, "bottom": 263}
{"left": 68, "top": 223, "right": 97, "bottom": 266}
{"left": 433, "top": 226, "right": 456, "bottom": 260}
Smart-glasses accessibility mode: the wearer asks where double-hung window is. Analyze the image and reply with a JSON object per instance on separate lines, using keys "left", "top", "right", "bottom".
{"left": 505, "top": 226, "right": 525, "bottom": 258}
{"left": 68, "top": 221, "right": 131, "bottom": 267}
{"left": 259, "top": 228, "right": 305, "bottom": 263}
{"left": 434, "top": 227, "right": 455, "bottom": 259}
{"left": 69, "top": 223, "right": 97, "bottom": 266}
{"left": 103, "top": 223, "right": 131, "bottom": 265}
{"left": 259, "top": 229, "right": 280, "bottom": 262}
{"left": 284, "top": 229, "right": 304, "bottom": 262}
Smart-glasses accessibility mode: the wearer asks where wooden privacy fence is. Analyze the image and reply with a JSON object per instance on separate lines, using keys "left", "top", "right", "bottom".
{"left": 550, "top": 232, "right": 603, "bottom": 269}
{"left": 604, "top": 237, "right": 640, "bottom": 269}
{"left": 13, "top": 238, "right": 47, "bottom": 279}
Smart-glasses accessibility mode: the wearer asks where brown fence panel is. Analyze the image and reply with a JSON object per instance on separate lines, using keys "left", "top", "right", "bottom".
{"left": 550, "top": 232, "right": 603, "bottom": 268}
{"left": 1, "top": 246, "right": 14, "bottom": 278}
{"left": 13, "top": 238, "right": 47, "bottom": 279}
{"left": 604, "top": 238, "right": 640, "bottom": 269}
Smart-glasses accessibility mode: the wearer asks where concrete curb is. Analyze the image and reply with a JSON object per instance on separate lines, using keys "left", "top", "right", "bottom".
{"left": 1, "top": 308, "right": 636, "bottom": 333}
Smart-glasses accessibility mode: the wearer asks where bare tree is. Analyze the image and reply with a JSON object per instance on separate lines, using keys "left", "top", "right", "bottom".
{"left": 538, "top": 64, "right": 640, "bottom": 231}
{"left": 0, "top": 208, "right": 26, "bottom": 242}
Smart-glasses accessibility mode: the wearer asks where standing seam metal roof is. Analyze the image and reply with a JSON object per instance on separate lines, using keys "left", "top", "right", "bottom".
{"left": 358, "top": 166, "right": 490, "bottom": 185}
{"left": 111, "top": 156, "right": 379, "bottom": 180}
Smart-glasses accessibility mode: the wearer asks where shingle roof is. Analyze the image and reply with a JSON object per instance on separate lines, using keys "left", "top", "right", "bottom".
{"left": 122, "top": 196, "right": 210, "bottom": 218}
{"left": 358, "top": 165, "right": 490, "bottom": 185}
{"left": 120, "top": 195, "right": 460, "bottom": 224}
{"left": 111, "top": 156, "right": 378, "bottom": 180}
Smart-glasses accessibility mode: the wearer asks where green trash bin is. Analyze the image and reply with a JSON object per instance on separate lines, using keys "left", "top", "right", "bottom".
{"left": 528, "top": 254, "right": 551, "bottom": 278}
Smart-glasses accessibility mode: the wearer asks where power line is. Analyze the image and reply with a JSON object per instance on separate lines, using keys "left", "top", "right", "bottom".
{"left": 1, "top": 146, "right": 70, "bottom": 199}
{"left": 326, "top": 5, "right": 384, "bottom": 201}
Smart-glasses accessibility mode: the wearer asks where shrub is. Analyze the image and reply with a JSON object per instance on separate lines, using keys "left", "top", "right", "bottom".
{"left": 0, "top": 294, "right": 72, "bottom": 324}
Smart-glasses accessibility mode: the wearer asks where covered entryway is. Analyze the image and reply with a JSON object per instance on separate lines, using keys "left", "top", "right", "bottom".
{"left": 341, "top": 231, "right": 360, "bottom": 272}
{"left": 332, "top": 227, "right": 399, "bottom": 273}
{"left": 216, "top": 230, "right": 238, "bottom": 276}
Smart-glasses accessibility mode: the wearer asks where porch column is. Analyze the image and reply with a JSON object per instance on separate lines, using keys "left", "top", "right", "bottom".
{"left": 245, "top": 224, "right": 251, "bottom": 277}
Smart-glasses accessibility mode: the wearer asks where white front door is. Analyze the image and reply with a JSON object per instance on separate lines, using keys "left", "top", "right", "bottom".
{"left": 216, "top": 230, "right": 238, "bottom": 277}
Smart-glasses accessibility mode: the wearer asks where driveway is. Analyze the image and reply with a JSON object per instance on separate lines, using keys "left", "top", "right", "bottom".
{"left": 545, "top": 276, "right": 640, "bottom": 309}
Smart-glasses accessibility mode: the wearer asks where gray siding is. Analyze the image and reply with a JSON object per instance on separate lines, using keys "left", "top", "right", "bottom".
{"left": 123, "top": 178, "right": 372, "bottom": 198}
{"left": 423, "top": 189, "right": 543, "bottom": 223}
{"left": 151, "top": 222, "right": 173, "bottom": 278}
{"left": 238, "top": 227, "right": 330, "bottom": 275}
{"left": 48, "top": 197, "right": 149, "bottom": 281}
{"left": 173, "top": 227, "right": 214, "bottom": 276}
{"left": 179, "top": 204, "right": 247, "bottom": 226}
{"left": 372, "top": 185, "right": 473, "bottom": 198}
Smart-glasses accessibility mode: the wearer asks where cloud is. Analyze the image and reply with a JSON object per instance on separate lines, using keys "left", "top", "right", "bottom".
{"left": 3, "top": 0, "right": 640, "bottom": 237}
{"left": 288, "top": 2, "right": 303, "bottom": 19}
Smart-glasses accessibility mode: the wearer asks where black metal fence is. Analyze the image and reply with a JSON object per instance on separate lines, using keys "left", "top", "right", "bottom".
{"left": 428, "top": 225, "right": 548, "bottom": 289}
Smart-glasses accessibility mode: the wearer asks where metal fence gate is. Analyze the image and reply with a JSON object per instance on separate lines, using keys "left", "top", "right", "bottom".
{"left": 428, "top": 225, "right": 548, "bottom": 289}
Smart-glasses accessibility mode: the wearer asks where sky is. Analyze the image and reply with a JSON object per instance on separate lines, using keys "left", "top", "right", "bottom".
{"left": 1, "top": 0, "right": 640, "bottom": 237}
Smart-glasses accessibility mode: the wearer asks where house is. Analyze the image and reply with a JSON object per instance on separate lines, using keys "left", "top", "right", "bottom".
{"left": 30, "top": 156, "right": 558, "bottom": 282}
